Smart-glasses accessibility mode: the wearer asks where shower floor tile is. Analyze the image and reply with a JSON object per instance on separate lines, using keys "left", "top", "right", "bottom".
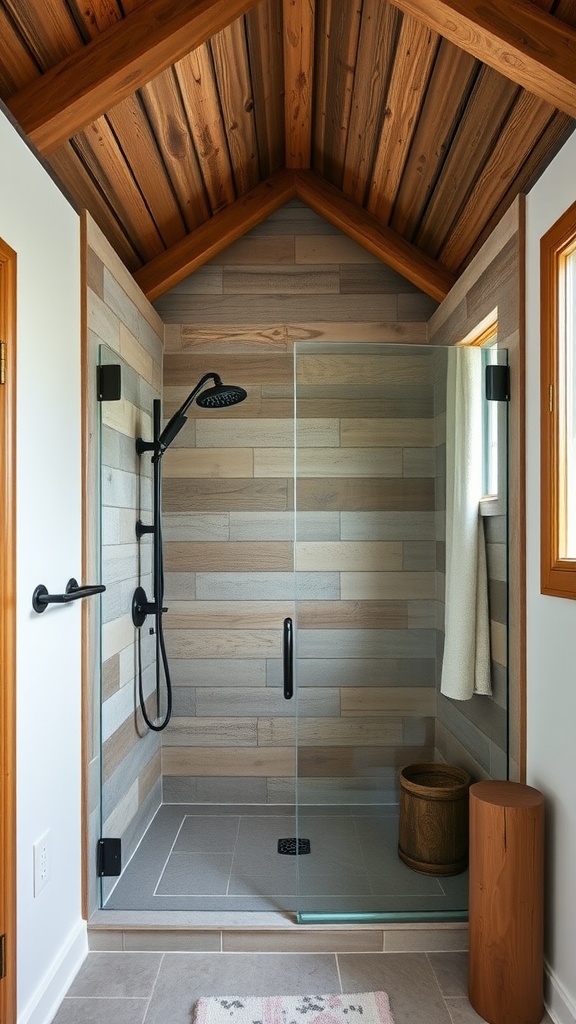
{"left": 103, "top": 804, "right": 468, "bottom": 916}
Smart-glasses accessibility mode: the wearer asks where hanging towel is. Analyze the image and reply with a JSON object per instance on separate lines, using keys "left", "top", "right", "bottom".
{"left": 441, "top": 348, "right": 492, "bottom": 700}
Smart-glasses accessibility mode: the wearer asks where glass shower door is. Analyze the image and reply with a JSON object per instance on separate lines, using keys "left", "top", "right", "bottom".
{"left": 293, "top": 341, "right": 509, "bottom": 923}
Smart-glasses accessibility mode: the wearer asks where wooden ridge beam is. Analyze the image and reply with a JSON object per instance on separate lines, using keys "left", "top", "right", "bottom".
{"left": 388, "top": 0, "right": 576, "bottom": 118}
{"left": 7, "top": 0, "right": 262, "bottom": 155}
{"left": 283, "top": 0, "right": 315, "bottom": 168}
{"left": 295, "top": 169, "right": 455, "bottom": 302}
{"left": 134, "top": 169, "right": 297, "bottom": 302}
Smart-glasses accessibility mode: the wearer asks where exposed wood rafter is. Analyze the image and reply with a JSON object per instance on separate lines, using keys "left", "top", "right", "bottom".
{"left": 135, "top": 165, "right": 456, "bottom": 303}
{"left": 7, "top": 0, "right": 262, "bottom": 155}
{"left": 388, "top": 0, "right": 576, "bottom": 118}
{"left": 134, "top": 170, "right": 297, "bottom": 302}
{"left": 283, "top": 0, "right": 315, "bottom": 168}
{"left": 295, "top": 169, "right": 456, "bottom": 301}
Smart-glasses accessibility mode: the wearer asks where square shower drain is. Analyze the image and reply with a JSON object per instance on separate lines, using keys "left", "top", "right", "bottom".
{"left": 278, "top": 838, "right": 311, "bottom": 855}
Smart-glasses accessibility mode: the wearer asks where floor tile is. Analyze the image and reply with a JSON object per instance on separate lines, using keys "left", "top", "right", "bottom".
{"left": 51, "top": 997, "right": 148, "bottom": 1024}
{"left": 144, "top": 953, "right": 341, "bottom": 1024}
{"left": 427, "top": 952, "right": 469, "bottom": 997}
{"left": 156, "top": 852, "right": 233, "bottom": 895}
{"left": 444, "top": 997, "right": 490, "bottom": 1022}
{"left": 337, "top": 953, "right": 453, "bottom": 1024}
{"left": 66, "top": 951, "right": 162, "bottom": 997}
{"left": 174, "top": 815, "right": 240, "bottom": 853}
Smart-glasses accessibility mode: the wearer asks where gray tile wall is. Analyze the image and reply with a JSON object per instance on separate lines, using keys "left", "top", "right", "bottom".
{"left": 156, "top": 202, "right": 439, "bottom": 805}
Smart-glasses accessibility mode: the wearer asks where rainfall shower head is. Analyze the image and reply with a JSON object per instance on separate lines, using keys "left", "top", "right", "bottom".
{"left": 157, "top": 372, "right": 247, "bottom": 453}
{"left": 196, "top": 383, "right": 248, "bottom": 409}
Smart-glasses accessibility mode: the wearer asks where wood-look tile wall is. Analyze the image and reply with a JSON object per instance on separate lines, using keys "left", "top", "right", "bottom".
{"left": 429, "top": 201, "right": 519, "bottom": 781}
{"left": 156, "top": 201, "right": 439, "bottom": 805}
{"left": 86, "top": 215, "right": 164, "bottom": 910}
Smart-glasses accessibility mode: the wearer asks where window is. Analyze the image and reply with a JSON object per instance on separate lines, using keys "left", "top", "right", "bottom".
{"left": 541, "top": 200, "right": 576, "bottom": 598}
{"left": 461, "top": 317, "right": 505, "bottom": 516}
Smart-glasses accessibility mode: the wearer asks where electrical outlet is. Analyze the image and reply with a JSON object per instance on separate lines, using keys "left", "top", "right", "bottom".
{"left": 33, "top": 830, "right": 51, "bottom": 896}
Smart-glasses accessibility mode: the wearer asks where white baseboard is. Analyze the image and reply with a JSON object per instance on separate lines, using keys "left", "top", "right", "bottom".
{"left": 545, "top": 963, "right": 576, "bottom": 1024}
{"left": 18, "top": 919, "right": 88, "bottom": 1024}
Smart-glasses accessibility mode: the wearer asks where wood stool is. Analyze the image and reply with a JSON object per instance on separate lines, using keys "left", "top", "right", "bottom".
{"left": 469, "top": 780, "right": 545, "bottom": 1024}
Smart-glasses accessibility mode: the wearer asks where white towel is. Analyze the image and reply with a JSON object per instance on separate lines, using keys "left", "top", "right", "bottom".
{"left": 441, "top": 348, "right": 492, "bottom": 700}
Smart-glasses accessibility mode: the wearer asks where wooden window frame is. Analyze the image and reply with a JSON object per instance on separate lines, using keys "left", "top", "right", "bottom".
{"left": 540, "top": 199, "right": 576, "bottom": 598}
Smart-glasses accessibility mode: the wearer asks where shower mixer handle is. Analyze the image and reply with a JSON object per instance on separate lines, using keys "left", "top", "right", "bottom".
{"left": 132, "top": 586, "right": 168, "bottom": 627}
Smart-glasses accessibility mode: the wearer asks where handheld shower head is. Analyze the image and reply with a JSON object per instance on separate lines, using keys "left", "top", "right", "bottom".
{"left": 156, "top": 372, "right": 247, "bottom": 453}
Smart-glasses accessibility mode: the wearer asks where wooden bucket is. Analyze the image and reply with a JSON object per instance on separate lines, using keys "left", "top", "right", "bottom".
{"left": 398, "top": 763, "right": 471, "bottom": 875}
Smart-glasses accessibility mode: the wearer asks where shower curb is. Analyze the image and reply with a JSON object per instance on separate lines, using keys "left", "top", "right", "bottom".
{"left": 87, "top": 913, "right": 468, "bottom": 953}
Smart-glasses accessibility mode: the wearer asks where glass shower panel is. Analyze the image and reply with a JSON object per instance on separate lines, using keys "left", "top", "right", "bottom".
{"left": 97, "top": 342, "right": 160, "bottom": 910}
{"left": 293, "top": 342, "right": 508, "bottom": 923}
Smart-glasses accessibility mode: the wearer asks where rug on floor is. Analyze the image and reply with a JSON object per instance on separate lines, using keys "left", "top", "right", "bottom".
{"left": 193, "top": 992, "right": 395, "bottom": 1024}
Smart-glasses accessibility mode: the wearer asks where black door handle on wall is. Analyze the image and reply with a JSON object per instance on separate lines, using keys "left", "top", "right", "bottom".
{"left": 283, "top": 617, "right": 293, "bottom": 700}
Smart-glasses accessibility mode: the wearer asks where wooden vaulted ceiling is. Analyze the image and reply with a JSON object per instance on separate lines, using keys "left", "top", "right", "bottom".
{"left": 1, "top": 0, "right": 575, "bottom": 303}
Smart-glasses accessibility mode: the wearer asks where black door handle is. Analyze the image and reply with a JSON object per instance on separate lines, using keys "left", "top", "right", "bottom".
{"left": 283, "top": 617, "right": 293, "bottom": 700}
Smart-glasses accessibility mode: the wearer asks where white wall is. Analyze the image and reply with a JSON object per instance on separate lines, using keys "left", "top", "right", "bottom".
{"left": 0, "top": 111, "right": 86, "bottom": 1022}
{"left": 526, "top": 129, "right": 576, "bottom": 1024}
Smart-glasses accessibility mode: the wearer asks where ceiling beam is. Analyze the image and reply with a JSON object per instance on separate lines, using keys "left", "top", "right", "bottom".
{"left": 283, "top": 0, "right": 315, "bottom": 168}
{"left": 134, "top": 169, "right": 297, "bottom": 302}
{"left": 295, "top": 170, "right": 455, "bottom": 302}
{"left": 388, "top": 0, "right": 576, "bottom": 118}
{"left": 7, "top": 0, "right": 262, "bottom": 155}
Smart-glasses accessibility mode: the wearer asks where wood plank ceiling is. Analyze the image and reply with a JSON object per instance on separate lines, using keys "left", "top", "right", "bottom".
{"left": 0, "top": 0, "right": 574, "bottom": 302}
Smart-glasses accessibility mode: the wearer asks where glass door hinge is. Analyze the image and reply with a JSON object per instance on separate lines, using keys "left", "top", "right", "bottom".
{"left": 0, "top": 341, "right": 6, "bottom": 385}
{"left": 0, "top": 933, "right": 6, "bottom": 979}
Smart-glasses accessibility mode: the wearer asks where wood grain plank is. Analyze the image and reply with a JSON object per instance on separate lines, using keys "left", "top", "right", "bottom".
{"left": 258, "top": 717, "right": 403, "bottom": 746}
{"left": 439, "top": 90, "right": 556, "bottom": 271}
{"left": 8, "top": 0, "right": 263, "bottom": 153}
{"left": 140, "top": 69, "right": 211, "bottom": 233}
{"left": 161, "top": 448, "right": 254, "bottom": 478}
{"left": 255, "top": 447, "right": 403, "bottom": 478}
{"left": 72, "top": 117, "right": 165, "bottom": 262}
{"left": 48, "top": 142, "right": 142, "bottom": 271}
{"left": 341, "top": 418, "right": 434, "bottom": 447}
{"left": 367, "top": 14, "right": 439, "bottom": 224}
{"left": 174, "top": 45, "right": 236, "bottom": 215}
{"left": 163, "top": 477, "right": 290, "bottom": 512}
{"left": 341, "top": 687, "right": 436, "bottom": 715}
{"left": 391, "top": 40, "right": 477, "bottom": 239}
{"left": 210, "top": 18, "right": 260, "bottom": 195}
{"left": 66, "top": 0, "right": 125, "bottom": 37}
{"left": 296, "top": 541, "right": 403, "bottom": 571}
{"left": 246, "top": 0, "right": 285, "bottom": 177}
{"left": 135, "top": 169, "right": 296, "bottom": 300}
{"left": 0, "top": 8, "right": 42, "bottom": 98}
{"left": 166, "top": 628, "right": 280, "bottom": 657}
{"left": 106, "top": 93, "right": 187, "bottom": 248}
{"left": 298, "top": 600, "right": 408, "bottom": 628}
{"left": 162, "top": 746, "right": 295, "bottom": 776}
{"left": 295, "top": 169, "right": 455, "bottom": 301}
{"left": 341, "top": 570, "right": 435, "bottom": 600}
{"left": 4, "top": 0, "right": 82, "bottom": 69}
{"left": 165, "top": 541, "right": 293, "bottom": 571}
{"left": 164, "top": 600, "right": 293, "bottom": 628}
{"left": 163, "top": 352, "right": 293, "bottom": 386}
{"left": 342, "top": 0, "right": 400, "bottom": 205}
{"left": 387, "top": 0, "right": 576, "bottom": 116}
{"left": 294, "top": 477, "right": 435, "bottom": 512}
{"left": 165, "top": 717, "right": 258, "bottom": 746}
{"left": 315, "top": 0, "right": 362, "bottom": 185}
{"left": 459, "top": 110, "right": 573, "bottom": 272}
{"left": 415, "top": 66, "right": 519, "bottom": 258}
{"left": 311, "top": 0, "right": 332, "bottom": 179}
{"left": 283, "top": 0, "right": 315, "bottom": 168}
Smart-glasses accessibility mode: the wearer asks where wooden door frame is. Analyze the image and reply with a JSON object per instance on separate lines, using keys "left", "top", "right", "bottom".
{"left": 0, "top": 237, "right": 17, "bottom": 1024}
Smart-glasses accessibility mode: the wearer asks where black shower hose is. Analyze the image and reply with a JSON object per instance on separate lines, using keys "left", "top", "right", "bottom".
{"left": 136, "top": 456, "right": 173, "bottom": 732}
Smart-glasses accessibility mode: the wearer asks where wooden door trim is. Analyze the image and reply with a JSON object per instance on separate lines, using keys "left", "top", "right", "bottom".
{"left": 0, "top": 236, "right": 17, "bottom": 1024}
